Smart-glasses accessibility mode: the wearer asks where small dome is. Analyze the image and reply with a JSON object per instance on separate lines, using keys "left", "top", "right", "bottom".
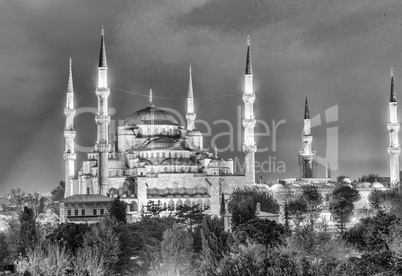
{"left": 125, "top": 106, "right": 179, "bottom": 127}
{"left": 357, "top": 182, "right": 371, "bottom": 188}
{"left": 271, "top": 183, "right": 285, "bottom": 189}
{"left": 371, "top": 182, "right": 385, "bottom": 188}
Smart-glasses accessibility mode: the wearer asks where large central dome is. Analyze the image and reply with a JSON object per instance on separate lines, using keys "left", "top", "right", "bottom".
{"left": 125, "top": 104, "right": 179, "bottom": 127}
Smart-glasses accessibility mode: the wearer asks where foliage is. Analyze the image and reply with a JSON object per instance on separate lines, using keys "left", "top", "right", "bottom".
{"left": 198, "top": 216, "right": 229, "bottom": 275}
{"left": 48, "top": 223, "right": 90, "bottom": 254}
{"left": 232, "top": 218, "right": 289, "bottom": 249}
{"left": 331, "top": 251, "right": 402, "bottom": 276}
{"left": 369, "top": 189, "right": 402, "bottom": 215}
{"left": 82, "top": 220, "right": 121, "bottom": 271}
{"left": 23, "top": 241, "right": 71, "bottom": 276}
{"left": 343, "top": 211, "right": 396, "bottom": 252}
{"left": 337, "top": 175, "right": 348, "bottom": 184}
{"left": 19, "top": 207, "right": 38, "bottom": 256}
{"left": 174, "top": 204, "right": 205, "bottom": 232}
{"left": 8, "top": 188, "right": 47, "bottom": 221}
{"left": 51, "top": 181, "right": 65, "bottom": 202}
{"left": 328, "top": 185, "right": 361, "bottom": 233}
{"left": 227, "top": 187, "right": 280, "bottom": 229}
{"left": 0, "top": 233, "right": 11, "bottom": 267}
{"left": 301, "top": 185, "right": 323, "bottom": 227}
{"left": 149, "top": 224, "right": 195, "bottom": 276}
{"left": 108, "top": 196, "right": 127, "bottom": 224}
{"left": 288, "top": 197, "right": 308, "bottom": 228}
{"left": 218, "top": 243, "right": 301, "bottom": 276}
{"left": 72, "top": 246, "right": 106, "bottom": 276}
{"left": 114, "top": 217, "right": 175, "bottom": 275}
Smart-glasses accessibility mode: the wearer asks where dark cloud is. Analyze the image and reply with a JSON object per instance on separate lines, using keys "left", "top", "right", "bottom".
{"left": 1, "top": 0, "right": 402, "bottom": 193}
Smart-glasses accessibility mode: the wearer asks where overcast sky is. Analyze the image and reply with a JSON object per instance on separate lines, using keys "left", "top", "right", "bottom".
{"left": 1, "top": 0, "right": 402, "bottom": 193}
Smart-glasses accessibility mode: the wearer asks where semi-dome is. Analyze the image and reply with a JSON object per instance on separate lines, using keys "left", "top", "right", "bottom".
{"left": 125, "top": 105, "right": 179, "bottom": 127}
{"left": 357, "top": 182, "right": 371, "bottom": 188}
{"left": 144, "top": 137, "right": 180, "bottom": 150}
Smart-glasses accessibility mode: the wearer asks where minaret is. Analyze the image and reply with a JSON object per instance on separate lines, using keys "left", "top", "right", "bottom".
{"left": 299, "top": 96, "right": 317, "bottom": 178}
{"left": 186, "top": 66, "right": 196, "bottom": 131}
{"left": 388, "top": 68, "right": 400, "bottom": 188}
{"left": 242, "top": 36, "right": 257, "bottom": 184}
{"left": 95, "top": 26, "right": 111, "bottom": 195}
{"left": 63, "top": 58, "right": 76, "bottom": 189}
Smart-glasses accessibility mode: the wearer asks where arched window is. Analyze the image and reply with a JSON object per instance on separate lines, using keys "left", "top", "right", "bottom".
{"left": 86, "top": 187, "right": 90, "bottom": 194}
{"left": 184, "top": 199, "right": 191, "bottom": 207}
{"left": 129, "top": 201, "right": 138, "bottom": 212}
{"left": 204, "top": 199, "right": 211, "bottom": 210}
{"left": 196, "top": 199, "right": 203, "bottom": 210}
{"left": 176, "top": 199, "right": 183, "bottom": 208}
{"left": 168, "top": 199, "right": 175, "bottom": 211}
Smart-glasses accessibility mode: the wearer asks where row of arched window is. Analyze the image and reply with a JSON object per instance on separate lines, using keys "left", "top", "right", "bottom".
{"left": 127, "top": 199, "right": 211, "bottom": 213}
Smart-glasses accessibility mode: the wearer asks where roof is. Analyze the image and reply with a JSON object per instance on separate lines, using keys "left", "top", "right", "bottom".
{"left": 125, "top": 106, "right": 179, "bottom": 127}
{"left": 304, "top": 96, "right": 310, "bottom": 119}
{"left": 245, "top": 37, "right": 252, "bottom": 75}
{"left": 60, "top": 194, "right": 112, "bottom": 203}
{"left": 98, "top": 26, "right": 107, "bottom": 68}
{"left": 391, "top": 71, "right": 397, "bottom": 102}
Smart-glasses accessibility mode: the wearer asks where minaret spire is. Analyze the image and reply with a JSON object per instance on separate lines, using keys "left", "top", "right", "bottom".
{"left": 99, "top": 25, "right": 107, "bottom": 68}
{"left": 95, "top": 26, "right": 111, "bottom": 195}
{"left": 64, "top": 57, "right": 77, "bottom": 197}
{"left": 388, "top": 68, "right": 400, "bottom": 188}
{"left": 245, "top": 35, "right": 252, "bottom": 75}
{"left": 186, "top": 66, "right": 196, "bottom": 130}
{"left": 299, "top": 96, "right": 316, "bottom": 178}
{"left": 304, "top": 96, "right": 310, "bottom": 119}
{"left": 242, "top": 36, "right": 257, "bottom": 184}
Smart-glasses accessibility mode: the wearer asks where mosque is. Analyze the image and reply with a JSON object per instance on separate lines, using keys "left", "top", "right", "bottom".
{"left": 59, "top": 29, "right": 256, "bottom": 223}
{"left": 59, "top": 27, "right": 399, "bottom": 224}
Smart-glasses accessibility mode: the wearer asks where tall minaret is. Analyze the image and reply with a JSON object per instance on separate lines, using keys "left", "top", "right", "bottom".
{"left": 299, "top": 96, "right": 317, "bottom": 178}
{"left": 242, "top": 36, "right": 257, "bottom": 185}
{"left": 388, "top": 68, "right": 400, "bottom": 188}
{"left": 95, "top": 26, "right": 111, "bottom": 195}
{"left": 63, "top": 58, "right": 76, "bottom": 188}
{"left": 186, "top": 66, "right": 196, "bottom": 131}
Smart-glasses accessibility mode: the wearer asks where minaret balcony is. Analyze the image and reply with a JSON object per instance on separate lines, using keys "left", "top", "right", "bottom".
{"left": 63, "top": 152, "right": 76, "bottom": 160}
{"left": 186, "top": 113, "right": 196, "bottom": 120}
{"left": 64, "top": 130, "right": 76, "bottom": 138}
{"left": 242, "top": 118, "right": 256, "bottom": 128}
{"left": 64, "top": 108, "right": 76, "bottom": 117}
{"left": 95, "top": 115, "right": 111, "bottom": 125}
{"left": 96, "top": 143, "right": 111, "bottom": 153}
{"left": 242, "top": 93, "right": 256, "bottom": 104}
{"left": 388, "top": 147, "right": 401, "bottom": 155}
{"left": 95, "top": 88, "right": 110, "bottom": 96}
{"left": 387, "top": 122, "right": 400, "bottom": 132}
{"left": 242, "top": 144, "right": 257, "bottom": 153}
{"left": 302, "top": 135, "right": 313, "bottom": 143}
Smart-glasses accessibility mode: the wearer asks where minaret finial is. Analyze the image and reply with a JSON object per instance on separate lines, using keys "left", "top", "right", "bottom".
{"left": 98, "top": 26, "right": 107, "bottom": 68}
{"left": 188, "top": 65, "right": 194, "bottom": 98}
{"left": 148, "top": 88, "right": 155, "bottom": 107}
{"left": 304, "top": 96, "right": 310, "bottom": 119}
{"left": 67, "top": 57, "right": 74, "bottom": 93}
{"left": 245, "top": 36, "right": 252, "bottom": 75}
{"left": 391, "top": 68, "right": 397, "bottom": 102}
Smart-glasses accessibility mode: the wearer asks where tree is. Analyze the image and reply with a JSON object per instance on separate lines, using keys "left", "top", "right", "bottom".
{"left": 328, "top": 185, "right": 361, "bottom": 233}
{"left": 359, "top": 173, "right": 380, "bottom": 183}
{"left": 369, "top": 189, "right": 402, "bottom": 215}
{"left": 0, "top": 233, "right": 10, "bottom": 267}
{"left": 72, "top": 246, "right": 106, "bottom": 276}
{"left": 8, "top": 189, "right": 47, "bottom": 221}
{"left": 198, "top": 216, "right": 229, "bottom": 275}
{"left": 227, "top": 187, "right": 280, "bottom": 229}
{"left": 174, "top": 204, "right": 205, "bottom": 232}
{"left": 288, "top": 197, "right": 308, "bottom": 228}
{"left": 108, "top": 196, "right": 127, "bottom": 224}
{"left": 51, "top": 181, "right": 65, "bottom": 202}
{"left": 82, "top": 221, "right": 120, "bottom": 271}
{"left": 19, "top": 207, "right": 37, "bottom": 256}
{"left": 48, "top": 223, "right": 90, "bottom": 254}
{"left": 301, "top": 185, "right": 323, "bottom": 227}
{"left": 232, "top": 218, "right": 289, "bottom": 249}
{"left": 149, "top": 224, "right": 195, "bottom": 276}
{"left": 22, "top": 241, "right": 71, "bottom": 276}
